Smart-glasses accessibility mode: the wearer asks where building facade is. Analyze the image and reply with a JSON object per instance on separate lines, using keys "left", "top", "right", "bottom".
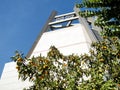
{"left": 0, "top": 6, "right": 101, "bottom": 90}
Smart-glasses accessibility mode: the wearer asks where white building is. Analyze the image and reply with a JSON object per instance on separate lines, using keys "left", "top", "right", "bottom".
{"left": 0, "top": 7, "right": 101, "bottom": 90}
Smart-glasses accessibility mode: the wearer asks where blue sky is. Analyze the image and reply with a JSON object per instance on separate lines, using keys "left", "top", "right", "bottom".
{"left": 0, "top": 0, "right": 78, "bottom": 76}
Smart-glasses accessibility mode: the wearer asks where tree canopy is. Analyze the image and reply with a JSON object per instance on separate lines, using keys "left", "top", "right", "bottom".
{"left": 12, "top": 36, "right": 120, "bottom": 90}
{"left": 76, "top": 0, "right": 120, "bottom": 37}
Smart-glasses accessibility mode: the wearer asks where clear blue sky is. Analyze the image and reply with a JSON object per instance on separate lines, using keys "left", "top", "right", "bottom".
{"left": 0, "top": 0, "right": 79, "bottom": 76}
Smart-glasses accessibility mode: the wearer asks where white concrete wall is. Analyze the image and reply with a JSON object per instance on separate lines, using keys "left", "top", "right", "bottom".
{"left": 30, "top": 24, "right": 92, "bottom": 57}
{"left": 0, "top": 24, "right": 93, "bottom": 90}
{"left": 0, "top": 62, "right": 33, "bottom": 90}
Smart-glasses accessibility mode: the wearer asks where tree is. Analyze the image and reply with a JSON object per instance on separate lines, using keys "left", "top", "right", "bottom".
{"left": 75, "top": 0, "right": 120, "bottom": 89}
{"left": 12, "top": 46, "right": 87, "bottom": 90}
{"left": 12, "top": 36, "right": 120, "bottom": 90}
{"left": 76, "top": 0, "right": 120, "bottom": 37}
{"left": 12, "top": 0, "right": 120, "bottom": 89}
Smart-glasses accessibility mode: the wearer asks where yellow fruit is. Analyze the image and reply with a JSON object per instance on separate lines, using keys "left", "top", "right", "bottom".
{"left": 17, "top": 58, "right": 23, "bottom": 62}
{"left": 74, "top": 63, "right": 78, "bottom": 66}
{"left": 118, "top": 84, "right": 120, "bottom": 87}
{"left": 101, "top": 46, "right": 107, "bottom": 50}
{"left": 31, "top": 78, "right": 34, "bottom": 81}
{"left": 112, "top": 37, "right": 117, "bottom": 41}
{"left": 43, "top": 65, "right": 48, "bottom": 69}
{"left": 45, "top": 60, "right": 49, "bottom": 63}
{"left": 63, "top": 63, "right": 67, "bottom": 67}
{"left": 103, "top": 36, "right": 107, "bottom": 39}
{"left": 16, "top": 65, "right": 20, "bottom": 70}
{"left": 29, "top": 61, "right": 32, "bottom": 64}
{"left": 99, "top": 58, "right": 104, "bottom": 62}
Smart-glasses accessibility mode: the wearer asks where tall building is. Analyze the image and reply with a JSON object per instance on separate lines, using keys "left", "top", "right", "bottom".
{"left": 0, "top": 6, "right": 101, "bottom": 90}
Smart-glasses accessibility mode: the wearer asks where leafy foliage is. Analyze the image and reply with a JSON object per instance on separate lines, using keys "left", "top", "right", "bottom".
{"left": 12, "top": 36, "right": 120, "bottom": 89}
{"left": 76, "top": 0, "right": 120, "bottom": 37}
{"left": 12, "top": 46, "right": 86, "bottom": 90}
